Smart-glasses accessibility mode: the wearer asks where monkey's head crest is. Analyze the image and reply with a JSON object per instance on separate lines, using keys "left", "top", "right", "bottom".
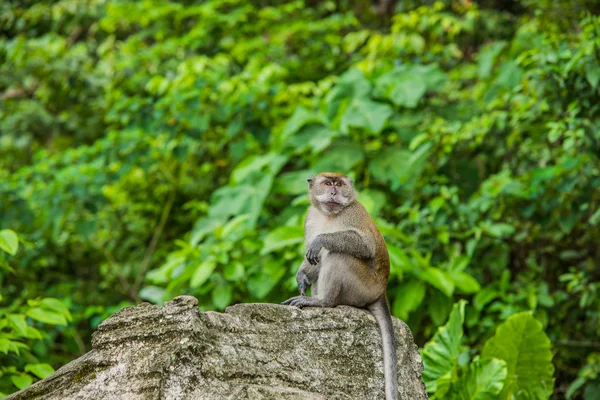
{"left": 307, "top": 172, "right": 356, "bottom": 215}
{"left": 307, "top": 172, "right": 353, "bottom": 186}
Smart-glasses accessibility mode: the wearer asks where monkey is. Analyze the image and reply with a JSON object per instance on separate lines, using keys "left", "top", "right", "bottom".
{"left": 282, "top": 172, "right": 398, "bottom": 400}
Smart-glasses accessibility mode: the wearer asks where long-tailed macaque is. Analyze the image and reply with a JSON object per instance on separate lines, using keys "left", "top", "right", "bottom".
{"left": 282, "top": 172, "right": 397, "bottom": 400}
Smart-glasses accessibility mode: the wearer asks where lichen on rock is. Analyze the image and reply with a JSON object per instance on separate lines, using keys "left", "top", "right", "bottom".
{"left": 7, "top": 296, "right": 427, "bottom": 400}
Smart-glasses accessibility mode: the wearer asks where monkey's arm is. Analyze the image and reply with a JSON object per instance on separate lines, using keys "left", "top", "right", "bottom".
{"left": 306, "top": 230, "right": 374, "bottom": 265}
{"left": 296, "top": 259, "right": 318, "bottom": 296}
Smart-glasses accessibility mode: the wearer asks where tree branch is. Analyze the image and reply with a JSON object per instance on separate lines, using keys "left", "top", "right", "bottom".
{"left": 132, "top": 189, "right": 176, "bottom": 294}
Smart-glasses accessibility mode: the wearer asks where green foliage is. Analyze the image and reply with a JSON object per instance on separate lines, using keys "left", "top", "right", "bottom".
{"left": 1, "top": 0, "right": 599, "bottom": 398}
{"left": 0, "top": 231, "right": 65, "bottom": 396}
{"left": 423, "top": 301, "right": 553, "bottom": 400}
{"left": 567, "top": 353, "right": 600, "bottom": 400}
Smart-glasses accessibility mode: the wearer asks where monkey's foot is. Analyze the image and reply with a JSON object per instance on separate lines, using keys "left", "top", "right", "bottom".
{"left": 281, "top": 296, "right": 324, "bottom": 308}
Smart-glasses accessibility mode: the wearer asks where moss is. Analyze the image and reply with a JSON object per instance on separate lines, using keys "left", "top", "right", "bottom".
{"left": 72, "top": 364, "right": 98, "bottom": 384}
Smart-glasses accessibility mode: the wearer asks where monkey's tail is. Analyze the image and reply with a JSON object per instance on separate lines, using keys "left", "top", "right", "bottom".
{"left": 369, "top": 296, "right": 398, "bottom": 400}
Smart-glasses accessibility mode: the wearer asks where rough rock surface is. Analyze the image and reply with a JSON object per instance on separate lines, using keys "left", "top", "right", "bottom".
{"left": 8, "top": 296, "right": 427, "bottom": 400}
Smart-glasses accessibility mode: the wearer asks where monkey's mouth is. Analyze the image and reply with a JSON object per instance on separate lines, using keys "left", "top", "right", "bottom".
{"left": 325, "top": 201, "right": 340, "bottom": 207}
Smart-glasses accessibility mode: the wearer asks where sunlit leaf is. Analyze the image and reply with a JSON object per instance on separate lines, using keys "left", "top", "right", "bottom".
{"left": 0, "top": 338, "right": 10, "bottom": 354}
{"left": 449, "top": 271, "right": 481, "bottom": 294}
{"left": 41, "top": 298, "right": 72, "bottom": 322}
{"left": 26, "top": 308, "right": 68, "bottom": 326}
{"left": 25, "top": 363, "right": 55, "bottom": 379}
{"left": 7, "top": 314, "right": 28, "bottom": 337}
{"left": 190, "top": 258, "right": 217, "bottom": 288}
{"left": 421, "top": 267, "right": 455, "bottom": 297}
{"left": 11, "top": 374, "right": 33, "bottom": 390}
{"left": 0, "top": 229, "right": 19, "bottom": 255}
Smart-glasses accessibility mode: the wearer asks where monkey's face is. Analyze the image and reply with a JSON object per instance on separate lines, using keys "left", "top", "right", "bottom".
{"left": 308, "top": 173, "right": 356, "bottom": 215}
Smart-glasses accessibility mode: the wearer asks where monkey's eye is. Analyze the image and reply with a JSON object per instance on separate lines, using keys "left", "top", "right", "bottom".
{"left": 325, "top": 181, "right": 332, "bottom": 186}
{"left": 335, "top": 182, "right": 342, "bottom": 187}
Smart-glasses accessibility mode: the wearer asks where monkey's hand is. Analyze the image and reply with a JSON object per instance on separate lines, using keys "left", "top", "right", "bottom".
{"left": 297, "top": 271, "right": 310, "bottom": 296}
{"left": 306, "top": 237, "right": 323, "bottom": 265}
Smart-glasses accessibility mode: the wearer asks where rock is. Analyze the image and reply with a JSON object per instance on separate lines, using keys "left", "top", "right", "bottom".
{"left": 8, "top": 296, "right": 427, "bottom": 400}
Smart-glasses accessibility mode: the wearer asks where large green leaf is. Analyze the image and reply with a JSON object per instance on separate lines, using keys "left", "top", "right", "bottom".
{"left": 454, "top": 358, "right": 507, "bottom": 400}
{"left": 422, "top": 300, "right": 467, "bottom": 392}
{"left": 482, "top": 312, "right": 555, "bottom": 399}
